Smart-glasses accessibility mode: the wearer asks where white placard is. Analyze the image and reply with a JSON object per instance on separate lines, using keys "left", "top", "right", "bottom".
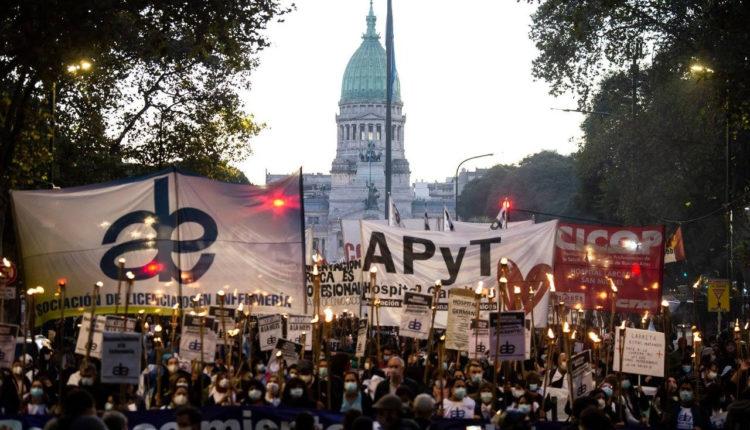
{"left": 355, "top": 320, "right": 368, "bottom": 358}
{"left": 179, "top": 329, "right": 217, "bottom": 363}
{"left": 489, "top": 311, "right": 526, "bottom": 361}
{"left": 258, "top": 315, "right": 283, "bottom": 352}
{"left": 613, "top": 327, "right": 665, "bottom": 377}
{"left": 445, "top": 289, "right": 475, "bottom": 352}
{"left": 75, "top": 313, "right": 107, "bottom": 359}
{"left": 469, "top": 320, "right": 490, "bottom": 359}
{"left": 0, "top": 324, "right": 18, "bottom": 369}
{"left": 270, "top": 339, "right": 303, "bottom": 366}
{"left": 306, "top": 260, "right": 363, "bottom": 316}
{"left": 101, "top": 332, "right": 142, "bottom": 385}
{"left": 570, "top": 350, "right": 594, "bottom": 400}
{"left": 398, "top": 293, "right": 432, "bottom": 340}
{"left": 287, "top": 315, "right": 312, "bottom": 351}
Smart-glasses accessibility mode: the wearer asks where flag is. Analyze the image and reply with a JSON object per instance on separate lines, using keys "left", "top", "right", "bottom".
{"left": 385, "top": 0, "right": 397, "bottom": 100}
{"left": 443, "top": 206, "right": 454, "bottom": 232}
{"left": 490, "top": 207, "right": 507, "bottom": 230}
{"left": 664, "top": 226, "right": 686, "bottom": 264}
{"left": 388, "top": 194, "right": 403, "bottom": 227}
{"left": 424, "top": 212, "right": 430, "bottom": 231}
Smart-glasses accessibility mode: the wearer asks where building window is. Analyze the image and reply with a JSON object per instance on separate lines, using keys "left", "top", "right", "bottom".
{"left": 360, "top": 124, "right": 366, "bottom": 140}
{"left": 376, "top": 124, "right": 382, "bottom": 141}
{"left": 368, "top": 124, "right": 374, "bottom": 140}
{"left": 345, "top": 125, "right": 349, "bottom": 140}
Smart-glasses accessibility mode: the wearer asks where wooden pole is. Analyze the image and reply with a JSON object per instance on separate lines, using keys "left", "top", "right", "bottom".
{"left": 423, "top": 281, "right": 442, "bottom": 385}
{"left": 115, "top": 258, "right": 125, "bottom": 315}
{"left": 123, "top": 272, "right": 135, "bottom": 318}
{"left": 83, "top": 282, "right": 102, "bottom": 368}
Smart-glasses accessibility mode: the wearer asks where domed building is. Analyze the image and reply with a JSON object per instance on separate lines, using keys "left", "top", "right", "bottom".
{"left": 267, "top": 2, "right": 460, "bottom": 261}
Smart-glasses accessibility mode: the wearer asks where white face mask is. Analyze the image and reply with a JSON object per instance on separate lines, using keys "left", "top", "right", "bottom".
{"left": 176, "top": 382, "right": 189, "bottom": 388}
{"left": 248, "top": 389, "right": 262, "bottom": 400}
{"left": 173, "top": 395, "right": 188, "bottom": 406}
{"left": 104, "top": 403, "right": 114, "bottom": 411}
{"left": 127, "top": 403, "right": 137, "bottom": 411}
{"left": 80, "top": 377, "right": 94, "bottom": 386}
{"left": 218, "top": 379, "right": 229, "bottom": 388}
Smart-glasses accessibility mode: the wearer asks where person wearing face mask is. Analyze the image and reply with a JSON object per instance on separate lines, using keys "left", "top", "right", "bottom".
{"left": 374, "top": 357, "right": 420, "bottom": 403}
{"left": 242, "top": 379, "right": 266, "bottom": 406}
{"left": 10, "top": 360, "right": 30, "bottom": 400}
{"left": 21, "top": 380, "right": 49, "bottom": 415}
{"left": 311, "top": 358, "right": 344, "bottom": 410}
{"left": 207, "top": 371, "right": 235, "bottom": 406}
{"left": 166, "top": 387, "right": 191, "bottom": 409}
{"left": 670, "top": 382, "right": 708, "bottom": 430}
{"left": 547, "top": 352, "right": 569, "bottom": 389}
{"left": 474, "top": 382, "right": 499, "bottom": 420}
{"left": 618, "top": 376, "right": 644, "bottom": 426}
{"left": 597, "top": 378, "right": 620, "bottom": 423}
{"left": 650, "top": 376, "right": 679, "bottom": 427}
{"left": 77, "top": 363, "right": 106, "bottom": 410}
{"left": 442, "top": 378, "right": 476, "bottom": 419}
{"left": 341, "top": 370, "right": 373, "bottom": 415}
{"left": 380, "top": 347, "right": 395, "bottom": 369}
{"left": 465, "top": 361, "right": 486, "bottom": 398}
{"left": 700, "top": 383, "right": 727, "bottom": 430}
{"left": 281, "top": 377, "right": 315, "bottom": 408}
{"left": 264, "top": 375, "right": 282, "bottom": 407}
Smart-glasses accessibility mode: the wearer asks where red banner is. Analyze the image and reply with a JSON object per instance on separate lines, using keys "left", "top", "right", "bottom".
{"left": 553, "top": 223, "right": 665, "bottom": 313}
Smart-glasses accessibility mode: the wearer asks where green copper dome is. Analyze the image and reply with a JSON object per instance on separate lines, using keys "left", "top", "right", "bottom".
{"left": 340, "top": 2, "right": 401, "bottom": 104}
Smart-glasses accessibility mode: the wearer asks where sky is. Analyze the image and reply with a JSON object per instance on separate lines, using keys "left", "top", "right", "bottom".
{"left": 238, "top": 0, "right": 583, "bottom": 185}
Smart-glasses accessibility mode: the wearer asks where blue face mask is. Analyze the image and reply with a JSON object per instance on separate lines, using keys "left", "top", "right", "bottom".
{"left": 453, "top": 387, "right": 467, "bottom": 400}
{"left": 529, "top": 384, "right": 538, "bottom": 392}
{"left": 680, "top": 390, "right": 693, "bottom": 402}
{"left": 621, "top": 380, "right": 631, "bottom": 389}
{"left": 602, "top": 386, "right": 613, "bottom": 398}
{"left": 682, "top": 365, "right": 692, "bottom": 374}
{"left": 518, "top": 404, "right": 531, "bottom": 414}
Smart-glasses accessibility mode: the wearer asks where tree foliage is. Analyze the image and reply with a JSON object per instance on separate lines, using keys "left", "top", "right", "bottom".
{"left": 0, "top": 0, "right": 291, "bottom": 251}
{"left": 458, "top": 151, "right": 580, "bottom": 222}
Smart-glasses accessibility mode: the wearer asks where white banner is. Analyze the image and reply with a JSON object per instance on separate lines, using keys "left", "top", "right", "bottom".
{"left": 360, "top": 220, "right": 557, "bottom": 327}
{"left": 11, "top": 170, "right": 305, "bottom": 325}
{"left": 490, "top": 311, "right": 526, "bottom": 361}
{"left": 341, "top": 219, "right": 440, "bottom": 262}
{"left": 613, "top": 327, "right": 665, "bottom": 377}
{"left": 306, "top": 260, "right": 363, "bottom": 316}
{"left": 258, "top": 315, "right": 283, "bottom": 352}
{"left": 0, "top": 324, "right": 18, "bottom": 369}
{"left": 398, "top": 292, "right": 432, "bottom": 340}
{"left": 179, "top": 329, "right": 217, "bottom": 363}
{"left": 101, "top": 332, "right": 142, "bottom": 385}
{"left": 570, "top": 350, "right": 594, "bottom": 400}
{"left": 445, "top": 289, "right": 475, "bottom": 352}
{"left": 287, "top": 316, "right": 312, "bottom": 351}
{"left": 75, "top": 313, "right": 107, "bottom": 359}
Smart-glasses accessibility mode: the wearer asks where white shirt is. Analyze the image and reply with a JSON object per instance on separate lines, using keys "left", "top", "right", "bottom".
{"left": 677, "top": 406, "right": 694, "bottom": 430}
{"left": 442, "top": 397, "right": 475, "bottom": 419}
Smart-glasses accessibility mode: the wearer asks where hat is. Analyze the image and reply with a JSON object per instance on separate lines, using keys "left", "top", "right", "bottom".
{"left": 373, "top": 394, "right": 403, "bottom": 411}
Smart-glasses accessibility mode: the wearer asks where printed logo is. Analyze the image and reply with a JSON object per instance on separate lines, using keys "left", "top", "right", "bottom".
{"left": 100, "top": 176, "right": 218, "bottom": 282}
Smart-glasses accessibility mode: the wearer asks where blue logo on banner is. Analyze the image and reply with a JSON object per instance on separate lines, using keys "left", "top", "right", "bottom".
{"left": 100, "top": 176, "right": 218, "bottom": 282}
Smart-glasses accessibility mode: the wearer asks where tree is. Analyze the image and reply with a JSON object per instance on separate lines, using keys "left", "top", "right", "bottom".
{"left": 458, "top": 151, "right": 580, "bottom": 222}
{"left": 0, "top": 0, "right": 292, "bottom": 253}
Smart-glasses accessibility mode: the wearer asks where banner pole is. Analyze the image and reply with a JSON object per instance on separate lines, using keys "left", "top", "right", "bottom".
{"left": 541, "top": 329, "right": 555, "bottom": 407}
{"left": 423, "top": 281, "right": 441, "bottom": 385}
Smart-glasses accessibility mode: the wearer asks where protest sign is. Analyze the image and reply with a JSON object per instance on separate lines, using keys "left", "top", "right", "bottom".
{"left": 613, "top": 327, "right": 665, "bottom": 377}
{"left": 258, "top": 315, "right": 283, "bottom": 352}
{"left": 489, "top": 311, "right": 526, "bottom": 361}
{"left": 209, "top": 306, "right": 237, "bottom": 336}
{"left": 271, "top": 339, "right": 303, "bottom": 366}
{"left": 306, "top": 260, "right": 363, "bottom": 316}
{"left": 707, "top": 279, "right": 730, "bottom": 312}
{"left": 469, "top": 320, "right": 490, "bottom": 359}
{"left": 101, "top": 332, "right": 142, "bottom": 385}
{"left": 554, "top": 223, "right": 665, "bottom": 313}
{"left": 287, "top": 315, "right": 312, "bottom": 351}
{"left": 104, "top": 315, "right": 137, "bottom": 332}
{"left": 445, "top": 289, "right": 475, "bottom": 352}
{"left": 360, "top": 220, "right": 557, "bottom": 328}
{"left": 75, "top": 313, "right": 107, "bottom": 359}
{"left": 179, "top": 329, "right": 217, "bottom": 363}
{"left": 570, "top": 350, "right": 594, "bottom": 400}
{"left": 0, "top": 324, "right": 17, "bottom": 369}
{"left": 11, "top": 170, "right": 305, "bottom": 326}
{"left": 399, "top": 292, "right": 432, "bottom": 340}
{"left": 355, "top": 320, "right": 368, "bottom": 358}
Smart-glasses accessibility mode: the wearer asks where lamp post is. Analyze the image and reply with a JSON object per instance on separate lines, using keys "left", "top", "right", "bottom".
{"left": 454, "top": 153, "right": 493, "bottom": 220}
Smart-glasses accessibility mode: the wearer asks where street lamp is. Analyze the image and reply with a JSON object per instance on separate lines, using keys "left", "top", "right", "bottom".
{"left": 454, "top": 153, "right": 493, "bottom": 221}
{"left": 50, "top": 59, "right": 94, "bottom": 186}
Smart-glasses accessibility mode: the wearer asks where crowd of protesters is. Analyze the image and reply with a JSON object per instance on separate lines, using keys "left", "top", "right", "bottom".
{"left": 3, "top": 314, "right": 750, "bottom": 430}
